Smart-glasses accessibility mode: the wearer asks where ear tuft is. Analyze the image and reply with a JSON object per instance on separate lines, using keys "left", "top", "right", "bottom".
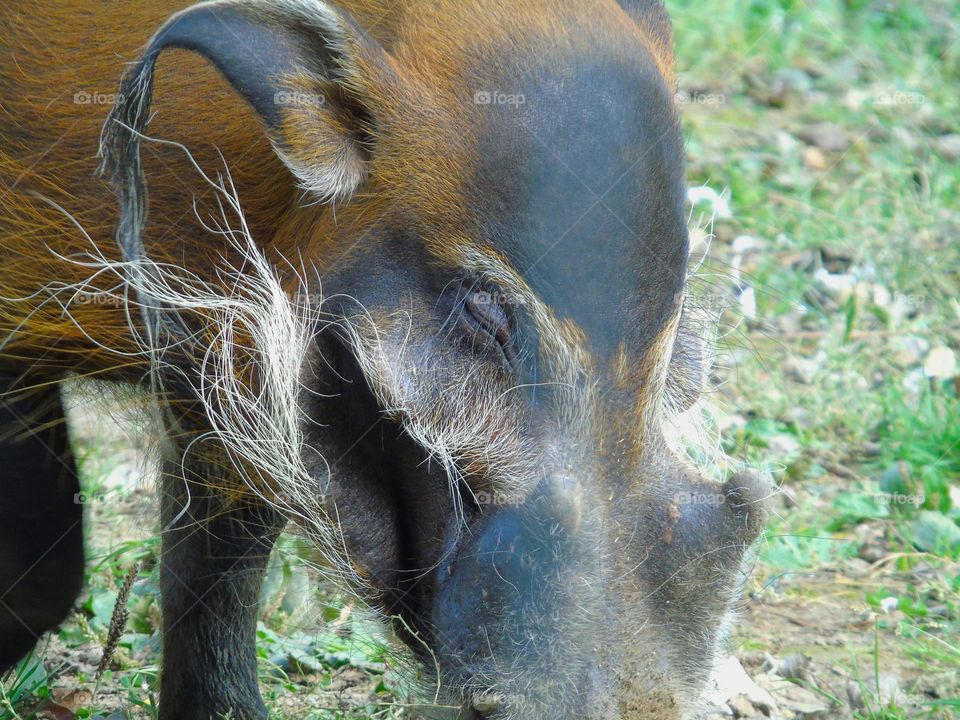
{"left": 664, "top": 309, "right": 706, "bottom": 415}
{"left": 615, "top": 0, "right": 676, "bottom": 85}
{"left": 269, "top": 69, "right": 370, "bottom": 203}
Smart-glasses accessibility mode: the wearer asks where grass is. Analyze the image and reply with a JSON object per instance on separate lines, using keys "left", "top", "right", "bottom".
{"left": 679, "top": 0, "right": 959, "bottom": 715}
{"left": 3, "top": 0, "right": 960, "bottom": 718}
{"left": 875, "top": 385, "right": 960, "bottom": 516}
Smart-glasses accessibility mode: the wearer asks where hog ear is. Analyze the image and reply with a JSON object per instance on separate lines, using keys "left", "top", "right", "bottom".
{"left": 615, "top": 0, "right": 673, "bottom": 36}
{"left": 100, "top": 0, "right": 392, "bottom": 207}
{"left": 615, "top": 0, "right": 675, "bottom": 80}
{"left": 663, "top": 310, "right": 705, "bottom": 414}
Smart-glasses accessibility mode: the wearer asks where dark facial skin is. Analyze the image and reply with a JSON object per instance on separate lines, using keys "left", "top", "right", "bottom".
{"left": 293, "top": 45, "right": 768, "bottom": 719}
{"left": 470, "top": 53, "right": 689, "bottom": 361}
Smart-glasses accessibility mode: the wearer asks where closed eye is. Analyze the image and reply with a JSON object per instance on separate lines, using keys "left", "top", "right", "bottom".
{"left": 460, "top": 289, "right": 518, "bottom": 368}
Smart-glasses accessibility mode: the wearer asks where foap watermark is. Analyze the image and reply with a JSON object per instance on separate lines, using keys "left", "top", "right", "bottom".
{"left": 675, "top": 90, "right": 726, "bottom": 107}
{"left": 472, "top": 291, "right": 526, "bottom": 308}
{"left": 274, "top": 91, "right": 325, "bottom": 108}
{"left": 873, "top": 90, "right": 925, "bottom": 107}
{"left": 472, "top": 693, "right": 523, "bottom": 714}
{"left": 875, "top": 491, "right": 925, "bottom": 508}
{"left": 892, "top": 292, "right": 925, "bottom": 308}
{"left": 74, "top": 491, "right": 108, "bottom": 505}
{"left": 71, "top": 291, "right": 123, "bottom": 307}
{"left": 474, "top": 90, "right": 526, "bottom": 107}
{"left": 674, "top": 491, "right": 726, "bottom": 507}
{"left": 287, "top": 290, "right": 325, "bottom": 307}
{"left": 74, "top": 90, "right": 123, "bottom": 106}
{"left": 681, "top": 291, "right": 731, "bottom": 314}
{"left": 475, "top": 490, "right": 512, "bottom": 506}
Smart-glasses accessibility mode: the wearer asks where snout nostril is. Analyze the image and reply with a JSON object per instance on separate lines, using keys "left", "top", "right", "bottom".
{"left": 723, "top": 470, "right": 773, "bottom": 540}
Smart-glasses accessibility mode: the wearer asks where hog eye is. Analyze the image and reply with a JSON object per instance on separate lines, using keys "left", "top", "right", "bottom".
{"left": 461, "top": 289, "right": 517, "bottom": 368}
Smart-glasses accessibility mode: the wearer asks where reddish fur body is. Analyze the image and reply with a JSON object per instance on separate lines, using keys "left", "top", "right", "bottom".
{"left": 0, "top": 0, "right": 675, "bottom": 381}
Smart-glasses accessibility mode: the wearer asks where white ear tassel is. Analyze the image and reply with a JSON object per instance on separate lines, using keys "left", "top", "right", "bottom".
{"left": 65, "top": 133, "right": 362, "bottom": 588}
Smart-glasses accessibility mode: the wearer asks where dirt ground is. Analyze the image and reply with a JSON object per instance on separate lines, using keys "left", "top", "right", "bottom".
{"left": 6, "top": 386, "right": 947, "bottom": 720}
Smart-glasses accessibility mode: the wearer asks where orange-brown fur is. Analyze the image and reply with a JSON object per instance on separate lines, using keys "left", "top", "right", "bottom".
{"left": 2, "top": 1, "right": 283, "bottom": 378}
{"left": 0, "top": 0, "right": 675, "bottom": 384}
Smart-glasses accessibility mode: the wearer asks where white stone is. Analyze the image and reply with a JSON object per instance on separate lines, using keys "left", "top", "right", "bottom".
{"left": 924, "top": 346, "right": 957, "bottom": 380}
{"left": 705, "top": 655, "right": 779, "bottom": 715}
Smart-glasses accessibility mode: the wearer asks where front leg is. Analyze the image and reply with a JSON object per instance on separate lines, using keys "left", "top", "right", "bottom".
{"left": 158, "top": 457, "right": 286, "bottom": 720}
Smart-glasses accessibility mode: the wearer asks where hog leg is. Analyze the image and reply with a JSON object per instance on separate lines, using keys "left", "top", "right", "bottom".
{"left": 158, "top": 454, "right": 286, "bottom": 720}
{"left": 0, "top": 381, "right": 84, "bottom": 670}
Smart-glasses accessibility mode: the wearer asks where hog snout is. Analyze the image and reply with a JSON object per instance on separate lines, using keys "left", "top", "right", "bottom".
{"left": 426, "top": 468, "right": 771, "bottom": 719}
{"left": 430, "top": 475, "right": 603, "bottom": 718}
